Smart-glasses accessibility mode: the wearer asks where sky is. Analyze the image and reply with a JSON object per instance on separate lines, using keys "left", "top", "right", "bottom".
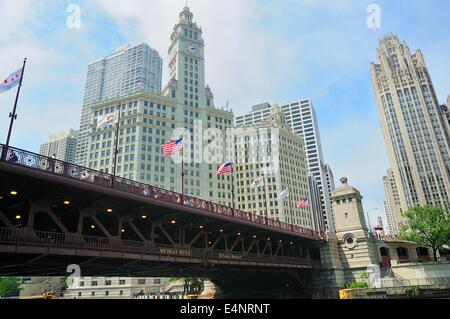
{"left": 0, "top": 0, "right": 449, "bottom": 230}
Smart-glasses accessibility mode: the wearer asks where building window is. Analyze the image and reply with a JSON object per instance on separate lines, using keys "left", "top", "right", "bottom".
{"left": 105, "top": 280, "right": 111, "bottom": 286}
{"left": 119, "top": 280, "right": 126, "bottom": 285}
{"left": 138, "top": 279, "right": 146, "bottom": 285}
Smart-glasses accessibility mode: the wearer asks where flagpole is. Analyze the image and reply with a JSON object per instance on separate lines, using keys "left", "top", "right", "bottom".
{"left": 2, "top": 58, "right": 27, "bottom": 160}
{"left": 231, "top": 166, "right": 235, "bottom": 209}
{"left": 111, "top": 107, "right": 122, "bottom": 187}
{"left": 262, "top": 172, "right": 269, "bottom": 218}
{"left": 181, "top": 135, "right": 185, "bottom": 202}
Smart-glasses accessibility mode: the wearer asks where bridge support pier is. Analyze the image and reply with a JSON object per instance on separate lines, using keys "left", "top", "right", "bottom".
{"left": 208, "top": 270, "right": 314, "bottom": 299}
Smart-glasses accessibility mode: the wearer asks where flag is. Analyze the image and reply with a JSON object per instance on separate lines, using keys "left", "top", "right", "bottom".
{"left": 162, "top": 137, "right": 183, "bottom": 157}
{"left": 296, "top": 197, "right": 309, "bottom": 209}
{"left": 279, "top": 188, "right": 289, "bottom": 199}
{"left": 0, "top": 68, "right": 23, "bottom": 94}
{"left": 217, "top": 161, "right": 233, "bottom": 175}
{"left": 97, "top": 111, "right": 119, "bottom": 129}
{"left": 251, "top": 176, "right": 264, "bottom": 189}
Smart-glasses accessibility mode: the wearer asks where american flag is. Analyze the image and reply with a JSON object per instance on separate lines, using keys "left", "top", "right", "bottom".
{"left": 296, "top": 197, "right": 309, "bottom": 209}
{"left": 217, "top": 161, "right": 233, "bottom": 175}
{"left": 162, "top": 138, "right": 183, "bottom": 157}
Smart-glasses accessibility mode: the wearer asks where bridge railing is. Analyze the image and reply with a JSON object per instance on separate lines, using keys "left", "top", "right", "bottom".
{"left": 0, "top": 228, "right": 320, "bottom": 267}
{"left": 0, "top": 144, "right": 324, "bottom": 240}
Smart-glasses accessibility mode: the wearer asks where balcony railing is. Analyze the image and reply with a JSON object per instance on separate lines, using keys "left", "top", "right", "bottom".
{"left": 0, "top": 228, "right": 319, "bottom": 267}
{"left": 0, "top": 144, "right": 324, "bottom": 240}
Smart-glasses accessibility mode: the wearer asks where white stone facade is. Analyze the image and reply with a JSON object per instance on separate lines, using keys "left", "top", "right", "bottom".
{"left": 40, "top": 129, "right": 78, "bottom": 164}
{"left": 371, "top": 34, "right": 450, "bottom": 211}
{"left": 233, "top": 106, "right": 315, "bottom": 229}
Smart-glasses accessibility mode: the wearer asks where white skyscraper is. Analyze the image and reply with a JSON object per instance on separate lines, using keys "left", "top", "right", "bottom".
{"left": 76, "top": 43, "right": 163, "bottom": 167}
{"left": 322, "top": 162, "right": 336, "bottom": 227}
{"left": 85, "top": 6, "right": 234, "bottom": 206}
{"left": 78, "top": 6, "right": 234, "bottom": 292}
{"left": 382, "top": 169, "right": 404, "bottom": 235}
{"left": 371, "top": 34, "right": 450, "bottom": 211}
{"left": 308, "top": 175, "right": 326, "bottom": 232}
{"left": 162, "top": 6, "right": 214, "bottom": 109}
{"left": 233, "top": 106, "right": 316, "bottom": 229}
{"left": 322, "top": 163, "right": 336, "bottom": 195}
{"left": 40, "top": 129, "right": 78, "bottom": 163}
{"left": 235, "top": 100, "right": 334, "bottom": 232}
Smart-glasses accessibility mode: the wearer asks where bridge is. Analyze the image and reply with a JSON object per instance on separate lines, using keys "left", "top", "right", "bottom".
{"left": 0, "top": 145, "right": 324, "bottom": 296}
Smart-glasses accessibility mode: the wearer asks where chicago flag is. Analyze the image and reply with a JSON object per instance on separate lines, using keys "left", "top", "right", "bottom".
{"left": 0, "top": 68, "right": 23, "bottom": 94}
{"left": 279, "top": 188, "right": 289, "bottom": 199}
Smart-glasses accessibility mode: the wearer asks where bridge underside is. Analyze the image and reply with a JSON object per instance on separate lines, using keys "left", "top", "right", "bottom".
{"left": 0, "top": 150, "right": 323, "bottom": 293}
{"left": 0, "top": 253, "right": 312, "bottom": 286}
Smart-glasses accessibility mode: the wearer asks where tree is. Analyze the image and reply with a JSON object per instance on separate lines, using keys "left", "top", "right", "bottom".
{"left": 55, "top": 277, "right": 68, "bottom": 296}
{"left": 400, "top": 206, "right": 450, "bottom": 261}
{"left": 0, "top": 277, "right": 22, "bottom": 298}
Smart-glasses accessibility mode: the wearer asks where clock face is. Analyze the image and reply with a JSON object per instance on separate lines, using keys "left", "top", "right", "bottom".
{"left": 185, "top": 42, "right": 199, "bottom": 55}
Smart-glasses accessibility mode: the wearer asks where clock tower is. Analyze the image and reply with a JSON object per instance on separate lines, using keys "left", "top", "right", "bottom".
{"left": 164, "top": 6, "right": 214, "bottom": 108}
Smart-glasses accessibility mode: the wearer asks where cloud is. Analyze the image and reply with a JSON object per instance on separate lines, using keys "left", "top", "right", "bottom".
{"left": 92, "top": 0, "right": 299, "bottom": 112}
{"left": 0, "top": 0, "right": 65, "bottom": 152}
{"left": 0, "top": 0, "right": 35, "bottom": 41}
{"left": 0, "top": 0, "right": 119, "bottom": 152}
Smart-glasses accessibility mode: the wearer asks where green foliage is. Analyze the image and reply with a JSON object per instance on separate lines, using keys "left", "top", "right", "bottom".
{"left": 359, "top": 272, "right": 369, "bottom": 281}
{"left": 184, "top": 277, "right": 205, "bottom": 293}
{"left": 405, "top": 285, "right": 422, "bottom": 297}
{"left": 57, "top": 277, "right": 68, "bottom": 294}
{"left": 345, "top": 282, "right": 369, "bottom": 289}
{"left": 0, "top": 277, "right": 22, "bottom": 298}
{"left": 400, "top": 206, "right": 450, "bottom": 261}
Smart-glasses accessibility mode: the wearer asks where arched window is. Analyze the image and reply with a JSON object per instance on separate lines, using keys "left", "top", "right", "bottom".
{"left": 380, "top": 247, "right": 389, "bottom": 256}
{"left": 416, "top": 247, "right": 429, "bottom": 260}
{"left": 397, "top": 247, "right": 409, "bottom": 262}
